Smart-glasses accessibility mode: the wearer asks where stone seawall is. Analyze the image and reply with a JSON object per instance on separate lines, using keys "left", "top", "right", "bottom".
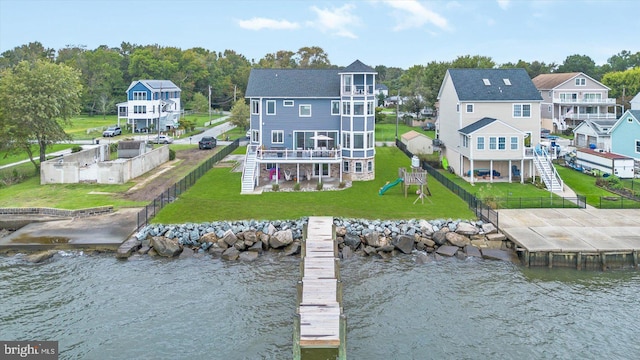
{"left": 117, "top": 218, "right": 513, "bottom": 262}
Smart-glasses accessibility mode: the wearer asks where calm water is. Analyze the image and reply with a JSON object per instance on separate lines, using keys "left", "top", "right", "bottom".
{"left": 1, "top": 252, "right": 639, "bottom": 359}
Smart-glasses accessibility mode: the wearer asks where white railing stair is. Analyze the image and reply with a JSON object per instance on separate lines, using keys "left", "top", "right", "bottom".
{"left": 241, "top": 147, "right": 259, "bottom": 194}
{"left": 533, "top": 147, "right": 564, "bottom": 193}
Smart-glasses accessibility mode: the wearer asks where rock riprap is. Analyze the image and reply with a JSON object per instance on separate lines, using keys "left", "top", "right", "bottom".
{"left": 120, "top": 218, "right": 511, "bottom": 263}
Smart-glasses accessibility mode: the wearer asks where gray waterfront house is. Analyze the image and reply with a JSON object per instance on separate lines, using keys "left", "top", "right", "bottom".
{"left": 241, "top": 60, "right": 377, "bottom": 193}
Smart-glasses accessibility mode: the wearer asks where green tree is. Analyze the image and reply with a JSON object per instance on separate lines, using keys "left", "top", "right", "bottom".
{"left": 601, "top": 67, "right": 640, "bottom": 111}
{"left": 451, "top": 55, "right": 495, "bottom": 69}
{"left": 296, "top": 46, "right": 331, "bottom": 68}
{"left": 0, "top": 41, "right": 55, "bottom": 70}
{"left": 257, "top": 50, "right": 297, "bottom": 68}
{"left": 556, "top": 54, "right": 598, "bottom": 79}
{"left": 0, "top": 60, "right": 83, "bottom": 172}
{"left": 229, "top": 99, "right": 250, "bottom": 130}
{"left": 188, "top": 92, "right": 209, "bottom": 113}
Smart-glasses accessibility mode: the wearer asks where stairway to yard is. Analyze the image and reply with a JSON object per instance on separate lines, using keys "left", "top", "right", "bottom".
{"left": 241, "top": 149, "right": 258, "bottom": 194}
{"left": 533, "top": 147, "right": 563, "bottom": 193}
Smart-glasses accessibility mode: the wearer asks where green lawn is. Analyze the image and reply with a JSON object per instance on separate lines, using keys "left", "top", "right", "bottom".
{"left": 375, "top": 123, "right": 432, "bottom": 142}
{"left": 0, "top": 144, "right": 77, "bottom": 167}
{"left": 555, "top": 165, "right": 639, "bottom": 208}
{"left": 153, "top": 146, "right": 475, "bottom": 222}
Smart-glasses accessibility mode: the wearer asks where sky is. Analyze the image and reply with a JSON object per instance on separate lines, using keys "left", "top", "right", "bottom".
{"left": 1, "top": 0, "right": 639, "bottom": 69}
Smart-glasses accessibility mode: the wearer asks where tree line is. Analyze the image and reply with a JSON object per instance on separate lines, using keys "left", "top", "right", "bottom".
{"left": 2, "top": 42, "right": 638, "bottom": 118}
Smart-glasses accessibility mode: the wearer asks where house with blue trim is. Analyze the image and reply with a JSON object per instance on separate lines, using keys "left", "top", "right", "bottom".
{"left": 117, "top": 80, "right": 182, "bottom": 133}
{"left": 436, "top": 68, "right": 563, "bottom": 192}
{"left": 241, "top": 60, "right": 377, "bottom": 193}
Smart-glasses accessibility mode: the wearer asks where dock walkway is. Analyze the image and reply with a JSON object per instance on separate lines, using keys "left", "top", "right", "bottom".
{"left": 498, "top": 208, "right": 640, "bottom": 270}
{"left": 294, "top": 216, "right": 346, "bottom": 359}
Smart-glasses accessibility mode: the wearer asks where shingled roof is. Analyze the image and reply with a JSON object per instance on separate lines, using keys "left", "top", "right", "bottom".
{"left": 531, "top": 72, "right": 581, "bottom": 89}
{"left": 126, "top": 80, "right": 180, "bottom": 92}
{"left": 458, "top": 117, "right": 497, "bottom": 134}
{"left": 448, "top": 68, "right": 542, "bottom": 102}
{"left": 246, "top": 60, "right": 374, "bottom": 98}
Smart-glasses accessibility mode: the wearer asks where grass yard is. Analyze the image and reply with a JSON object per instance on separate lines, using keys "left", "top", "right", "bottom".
{"left": 555, "top": 164, "right": 639, "bottom": 207}
{"left": 64, "top": 115, "right": 120, "bottom": 140}
{"left": 153, "top": 146, "right": 475, "bottom": 222}
{"left": 375, "top": 123, "right": 431, "bottom": 142}
{"left": 0, "top": 144, "right": 77, "bottom": 167}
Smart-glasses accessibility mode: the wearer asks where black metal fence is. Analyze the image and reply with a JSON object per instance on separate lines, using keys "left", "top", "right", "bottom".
{"left": 396, "top": 140, "right": 499, "bottom": 228}
{"left": 597, "top": 196, "right": 640, "bottom": 209}
{"left": 135, "top": 139, "right": 240, "bottom": 231}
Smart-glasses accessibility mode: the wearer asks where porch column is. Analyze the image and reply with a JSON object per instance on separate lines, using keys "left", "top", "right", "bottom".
{"left": 489, "top": 160, "right": 494, "bottom": 183}
{"left": 470, "top": 159, "right": 474, "bottom": 185}
{"left": 521, "top": 159, "right": 524, "bottom": 184}
{"left": 296, "top": 164, "right": 300, "bottom": 183}
{"left": 508, "top": 160, "right": 512, "bottom": 183}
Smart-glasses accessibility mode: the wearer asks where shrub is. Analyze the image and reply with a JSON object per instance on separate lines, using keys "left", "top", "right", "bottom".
{"left": 293, "top": 182, "right": 301, "bottom": 191}
{"left": 316, "top": 182, "right": 323, "bottom": 191}
{"left": 169, "top": 148, "right": 176, "bottom": 160}
{"left": 272, "top": 184, "right": 279, "bottom": 192}
{"left": 338, "top": 181, "right": 346, "bottom": 189}
{"left": 71, "top": 145, "right": 83, "bottom": 153}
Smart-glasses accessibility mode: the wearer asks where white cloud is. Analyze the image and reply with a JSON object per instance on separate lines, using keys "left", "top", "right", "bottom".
{"left": 383, "top": 0, "right": 449, "bottom": 31}
{"left": 497, "top": 0, "right": 510, "bottom": 10}
{"left": 308, "top": 4, "right": 361, "bottom": 39}
{"left": 237, "top": 17, "right": 300, "bottom": 31}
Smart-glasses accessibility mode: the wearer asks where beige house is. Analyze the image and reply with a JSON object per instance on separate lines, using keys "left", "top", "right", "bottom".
{"left": 401, "top": 130, "right": 433, "bottom": 155}
{"left": 532, "top": 72, "right": 616, "bottom": 132}
{"left": 436, "top": 68, "right": 563, "bottom": 192}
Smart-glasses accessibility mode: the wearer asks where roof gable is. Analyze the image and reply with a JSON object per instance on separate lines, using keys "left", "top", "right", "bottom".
{"left": 126, "top": 80, "right": 180, "bottom": 93}
{"left": 448, "top": 68, "right": 542, "bottom": 101}
{"left": 610, "top": 110, "right": 640, "bottom": 133}
{"left": 245, "top": 68, "right": 341, "bottom": 97}
{"left": 459, "top": 117, "right": 525, "bottom": 135}
{"left": 532, "top": 72, "right": 609, "bottom": 90}
{"left": 401, "top": 130, "right": 429, "bottom": 141}
{"left": 340, "top": 60, "right": 375, "bottom": 73}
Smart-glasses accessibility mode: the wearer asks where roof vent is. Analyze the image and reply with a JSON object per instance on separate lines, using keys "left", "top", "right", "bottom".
{"left": 503, "top": 78, "right": 511, "bottom": 85}
{"left": 482, "top": 78, "right": 491, "bottom": 86}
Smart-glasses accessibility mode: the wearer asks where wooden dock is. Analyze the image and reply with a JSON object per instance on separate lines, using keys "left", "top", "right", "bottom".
{"left": 498, "top": 208, "right": 640, "bottom": 270}
{"left": 294, "top": 216, "right": 346, "bottom": 359}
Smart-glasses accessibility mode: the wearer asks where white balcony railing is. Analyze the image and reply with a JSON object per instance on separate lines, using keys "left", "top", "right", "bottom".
{"left": 343, "top": 85, "right": 374, "bottom": 96}
{"left": 553, "top": 98, "right": 616, "bottom": 104}
{"left": 560, "top": 113, "right": 616, "bottom": 120}
{"left": 256, "top": 148, "right": 341, "bottom": 162}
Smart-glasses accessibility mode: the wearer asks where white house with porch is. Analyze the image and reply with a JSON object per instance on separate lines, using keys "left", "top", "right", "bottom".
{"left": 116, "top": 80, "right": 182, "bottom": 133}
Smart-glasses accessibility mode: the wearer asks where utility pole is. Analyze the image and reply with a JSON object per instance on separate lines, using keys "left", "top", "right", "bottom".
{"left": 234, "top": 85, "right": 237, "bottom": 103}
{"left": 395, "top": 89, "right": 399, "bottom": 140}
{"left": 208, "top": 85, "right": 212, "bottom": 123}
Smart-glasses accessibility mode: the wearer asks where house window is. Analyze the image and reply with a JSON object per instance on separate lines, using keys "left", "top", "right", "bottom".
{"left": 489, "top": 137, "right": 497, "bottom": 150}
{"left": 343, "top": 133, "right": 351, "bottom": 148}
{"left": 503, "top": 78, "right": 511, "bottom": 85}
{"left": 251, "top": 99, "right": 259, "bottom": 115}
{"left": 343, "top": 75, "right": 352, "bottom": 93}
{"left": 342, "top": 102, "right": 351, "bottom": 115}
{"left": 548, "top": 105, "right": 552, "bottom": 112}
{"left": 299, "top": 104, "right": 311, "bottom": 117}
{"left": 266, "top": 100, "right": 276, "bottom": 115}
{"left": 367, "top": 160, "right": 373, "bottom": 172}
{"left": 575, "top": 78, "right": 586, "bottom": 86}
{"left": 367, "top": 132, "right": 374, "bottom": 148}
{"left": 513, "top": 104, "right": 531, "bottom": 117}
{"left": 456, "top": 103, "right": 460, "bottom": 112}
{"left": 283, "top": 100, "right": 294, "bottom": 107}
{"left": 628, "top": 118, "right": 633, "bottom": 123}
{"left": 524, "top": 132, "right": 532, "bottom": 147}
{"left": 636, "top": 140, "right": 640, "bottom": 153}
{"left": 133, "top": 91, "right": 147, "bottom": 100}
{"left": 498, "top": 137, "right": 506, "bottom": 150}
{"left": 133, "top": 105, "right": 146, "bottom": 114}
{"left": 354, "top": 102, "right": 364, "bottom": 115}
{"left": 355, "top": 161, "right": 363, "bottom": 173}
{"left": 510, "top": 136, "right": 518, "bottom": 150}
{"left": 343, "top": 161, "right": 349, "bottom": 172}
{"left": 482, "top": 78, "right": 491, "bottom": 86}
{"left": 367, "top": 101, "right": 375, "bottom": 115}
{"left": 354, "top": 134, "right": 364, "bottom": 149}
{"left": 477, "top": 136, "right": 485, "bottom": 150}
{"left": 251, "top": 130, "right": 259, "bottom": 142}
{"left": 331, "top": 100, "right": 340, "bottom": 115}
{"left": 466, "top": 104, "right": 474, "bottom": 113}
{"left": 271, "top": 130, "right": 284, "bottom": 144}
{"left": 462, "top": 135, "right": 469, "bottom": 148}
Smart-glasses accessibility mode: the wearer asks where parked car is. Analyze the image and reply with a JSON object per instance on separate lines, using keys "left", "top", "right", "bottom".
{"left": 541, "top": 128, "right": 551, "bottom": 138}
{"left": 152, "top": 135, "right": 174, "bottom": 144}
{"left": 246, "top": 130, "right": 251, "bottom": 138}
{"left": 421, "top": 122, "right": 435, "bottom": 131}
{"left": 103, "top": 126, "right": 122, "bottom": 137}
{"left": 198, "top": 136, "right": 217, "bottom": 150}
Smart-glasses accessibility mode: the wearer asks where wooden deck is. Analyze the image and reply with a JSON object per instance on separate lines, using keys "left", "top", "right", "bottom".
{"left": 296, "top": 216, "right": 345, "bottom": 352}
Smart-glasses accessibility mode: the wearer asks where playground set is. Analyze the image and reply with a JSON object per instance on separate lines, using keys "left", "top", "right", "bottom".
{"left": 379, "top": 162, "right": 431, "bottom": 204}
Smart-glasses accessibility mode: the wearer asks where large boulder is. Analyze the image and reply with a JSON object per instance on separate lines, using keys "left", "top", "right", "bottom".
{"left": 455, "top": 222, "right": 479, "bottom": 236}
{"left": 283, "top": 241, "right": 300, "bottom": 256}
{"left": 446, "top": 232, "right": 471, "bottom": 247}
{"left": 222, "top": 247, "right": 240, "bottom": 260}
{"left": 243, "top": 230, "right": 258, "bottom": 244}
{"left": 178, "top": 247, "right": 194, "bottom": 259}
{"left": 116, "top": 238, "right": 142, "bottom": 259}
{"left": 270, "top": 229, "right": 293, "bottom": 249}
{"left": 341, "top": 246, "right": 354, "bottom": 259}
{"left": 150, "top": 237, "right": 182, "bottom": 257}
{"left": 343, "top": 233, "right": 361, "bottom": 250}
{"left": 432, "top": 229, "right": 448, "bottom": 245}
{"left": 393, "top": 235, "right": 414, "bottom": 254}
{"left": 239, "top": 251, "right": 259, "bottom": 262}
{"left": 481, "top": 223, "right": 497, "bottom": 234}
{"left": 363, "top": 231, "right": 380, "bottom": 247}
{"left": 221, "top": 230, "right": 238, "bottom": 246}
{"left": 199, "top": 232, "right": 217, "bottom": 244}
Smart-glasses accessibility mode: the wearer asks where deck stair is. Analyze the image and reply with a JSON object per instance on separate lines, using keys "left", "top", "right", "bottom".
{"left": 294, "top": 216, "right": 346, "bottom": 359}
{"left": 241, "top": 147, "right": 258, "bottom": 194}
{"left": 533, "top": 146, "right": 564, "bottom": 193}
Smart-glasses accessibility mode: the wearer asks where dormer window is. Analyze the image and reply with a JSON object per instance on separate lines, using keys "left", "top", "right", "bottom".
{"left": 575, "top": 78, "right": 586, "bottom": 86}
{"left": 482, "top": 78, "right": 491, "bottom": 86}
{"left": 503, "top": 78, "right": 511, "bottom": 85}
